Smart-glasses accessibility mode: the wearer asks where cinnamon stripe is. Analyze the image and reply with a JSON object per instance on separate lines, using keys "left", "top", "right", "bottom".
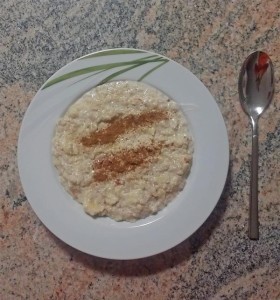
{"left": 81, "top": 110, "right": 169, "bottom": 147}
{"left": 93, "top": 143, "right": 163, "bottom": 182}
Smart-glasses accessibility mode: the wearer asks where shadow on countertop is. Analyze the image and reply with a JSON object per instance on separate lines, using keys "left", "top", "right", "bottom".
{"left": 49, "top": 167, "right": 232, "bottom": 277}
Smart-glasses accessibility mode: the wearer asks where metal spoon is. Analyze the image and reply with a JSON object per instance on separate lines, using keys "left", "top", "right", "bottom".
{"left": 238, "top": 51, "right": 274, "bottom": 239}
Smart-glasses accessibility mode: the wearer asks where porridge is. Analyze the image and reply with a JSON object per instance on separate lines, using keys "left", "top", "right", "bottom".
{"left": 52, "top": 81, "right": 193, "bottom": 221}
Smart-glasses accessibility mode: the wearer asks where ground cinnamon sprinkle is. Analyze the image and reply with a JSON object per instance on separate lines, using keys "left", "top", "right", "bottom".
{"left": 81, "top": 110, "right": 169, "bottom": 146}
{"left": 93, "top": 143, "right": 163, "bottom": 182}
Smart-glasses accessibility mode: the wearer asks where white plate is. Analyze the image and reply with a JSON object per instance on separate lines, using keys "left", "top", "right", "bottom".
{"left": 18, "top": 48, "right": 229, "bottom": 259}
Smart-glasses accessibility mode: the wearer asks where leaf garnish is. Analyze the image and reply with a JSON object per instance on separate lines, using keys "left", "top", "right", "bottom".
{"left": 42, "top": 56, "right": 169, "bottom": 89}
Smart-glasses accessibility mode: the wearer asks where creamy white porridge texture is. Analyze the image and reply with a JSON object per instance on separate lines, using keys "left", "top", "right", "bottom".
{"left": 52, "top": 81, "right": 193, "bottom": 221}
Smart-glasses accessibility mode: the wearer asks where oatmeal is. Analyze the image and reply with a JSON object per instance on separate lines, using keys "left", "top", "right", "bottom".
{"left": 52, "top": 81, "right": 193, "bottom": 221}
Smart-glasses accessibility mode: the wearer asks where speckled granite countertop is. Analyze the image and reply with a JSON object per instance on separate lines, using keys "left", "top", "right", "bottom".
{"left": 1, "top": 0, "right": 279, "bottom": 299}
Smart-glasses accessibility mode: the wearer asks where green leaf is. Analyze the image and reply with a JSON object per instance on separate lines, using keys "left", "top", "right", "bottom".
{"left": 42, "top": 57, "right": 167, "bottom": 89}
{"left": 80, "top": 49, "right": 146, "bottom": 59}
{"left": 97, "top": 62, "right": 149, "bottom": 86}
{"left": 69, "top": 69, "right": 107, "bottom": 87}
{"left": 138, "top": 60, "right": 169, "bottom": 81}
{"left": 43, "top": 62, "right": 131, "bottom": 89}
{"left": 135, "top": 54, "right": 159, "bottom": 61}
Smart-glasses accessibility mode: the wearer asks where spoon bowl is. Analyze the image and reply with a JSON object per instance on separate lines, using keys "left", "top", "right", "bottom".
{"left": 238, "top": 51, "right": 274, "bottom": 239}
{"left": 239, "top": 51, "right": 274, "bottom": 120}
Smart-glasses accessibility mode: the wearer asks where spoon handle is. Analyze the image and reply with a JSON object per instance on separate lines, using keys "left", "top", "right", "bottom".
{"left": 249, "top": 118, "right": 259, "bottom": 239}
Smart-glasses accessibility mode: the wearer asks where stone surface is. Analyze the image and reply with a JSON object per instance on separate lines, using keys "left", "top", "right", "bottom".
{"left": 1, "top": 0, "right": 279, "bottom": 299}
